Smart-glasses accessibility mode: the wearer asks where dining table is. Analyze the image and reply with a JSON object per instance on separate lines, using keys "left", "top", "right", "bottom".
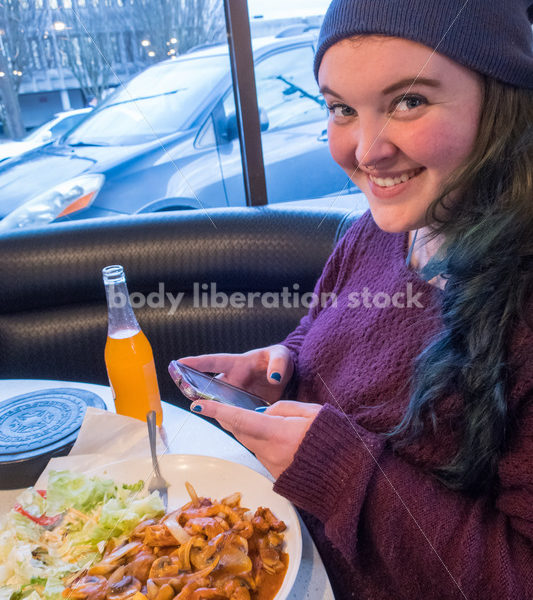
{"left": 0, "top": 378, "right": 334, "bottom": 600}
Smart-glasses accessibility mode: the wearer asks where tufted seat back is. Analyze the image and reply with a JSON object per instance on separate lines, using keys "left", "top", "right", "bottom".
{"left": 0, "top": 205, "right": 362, "bottom": 404}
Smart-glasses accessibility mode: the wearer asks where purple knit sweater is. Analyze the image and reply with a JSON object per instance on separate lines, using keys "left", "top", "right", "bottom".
{"left": 273, "top": 211, "right": 533, "bottom": 600}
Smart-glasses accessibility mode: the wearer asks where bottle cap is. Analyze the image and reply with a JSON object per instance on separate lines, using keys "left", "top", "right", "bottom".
{"left": 0, "top": 388, "right": 106, "bottom": 490}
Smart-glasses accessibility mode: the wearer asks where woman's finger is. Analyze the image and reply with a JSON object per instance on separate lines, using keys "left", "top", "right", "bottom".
{"left": 178, "top": 353, "right": 239, "bottom": 374}
{"left": 266, "top": 345, "right": 293, "bottom": 385}
{"left": 264, "top": 400, "right": 323, "bottom": 417}
{"left": 190, "top": 399, "right": 275, "bottom": 440}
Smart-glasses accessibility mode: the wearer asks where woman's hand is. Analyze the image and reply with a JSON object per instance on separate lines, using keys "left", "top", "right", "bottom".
{"left": 188, "top": 400, "right": 323, "bottom": 478}
{"left": 178, "top": 345, "right": 294, "bottom": 405}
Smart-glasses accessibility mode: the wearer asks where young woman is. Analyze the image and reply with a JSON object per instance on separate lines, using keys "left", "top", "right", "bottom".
{"left": 179, "top": 1, "right": 533, "bottom": 597}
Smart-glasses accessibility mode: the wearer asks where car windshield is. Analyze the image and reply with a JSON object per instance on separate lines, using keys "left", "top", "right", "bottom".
{"left": 65, "top": 54, "right": 229, "bottom": 146}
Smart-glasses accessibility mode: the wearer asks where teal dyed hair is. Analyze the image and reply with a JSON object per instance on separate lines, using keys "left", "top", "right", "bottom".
{"left": 390, "top": 77, "right": 533, "bottom": 496}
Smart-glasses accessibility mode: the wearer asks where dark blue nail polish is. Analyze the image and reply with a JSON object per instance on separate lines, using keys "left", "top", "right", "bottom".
{"left": 255, "top": 406, "right": 268, "bottom": 412}
{"left": 270, "top": 372, "right": 282, "bottom": 382}
{"left": 192, "top": 404, "right": 203, "bottom": 413}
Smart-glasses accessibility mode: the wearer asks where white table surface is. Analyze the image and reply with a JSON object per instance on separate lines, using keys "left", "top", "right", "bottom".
{"left": 0, "top": 379, "right": 334, "bottom": 600}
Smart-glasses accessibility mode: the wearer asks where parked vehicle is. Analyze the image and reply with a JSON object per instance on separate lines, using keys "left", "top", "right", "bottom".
{"left": 0, "top": 109, "right": 91, "bottom": 164}
{"left": 0, "top": 32, "right": 356, "bottom": 232}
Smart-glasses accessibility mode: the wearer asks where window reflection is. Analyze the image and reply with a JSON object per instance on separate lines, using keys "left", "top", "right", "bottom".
{"left": 0, "top": 0, "right": 363, "bottom": 233}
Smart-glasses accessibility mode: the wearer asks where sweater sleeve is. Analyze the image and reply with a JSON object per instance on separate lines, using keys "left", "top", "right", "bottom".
{"left": 274, "top": 387, "right": 533, "bottom": 598}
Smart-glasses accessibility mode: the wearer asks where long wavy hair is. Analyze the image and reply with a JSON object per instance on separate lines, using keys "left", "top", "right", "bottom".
{"left": 389, "top": 77, "right": 533, "bottom": 496}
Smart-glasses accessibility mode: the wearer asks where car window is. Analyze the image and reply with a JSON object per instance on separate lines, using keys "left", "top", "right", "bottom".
{"left": 219, "top": 45, "right": 326, "bottom": 134}
{"left": 23, "top": 118, "right": 61, "bottom": 142}
{"left": 65, "top": 55, "right": 229, "bottom": 146}
{"left": 254, "top": 46, "right": 325, "bottom": 129}
{"left": 195, "top": 115, "right": 217, "bottom": 148}
{"left": 48, "top": 114, "right": 86, "bottom": 137}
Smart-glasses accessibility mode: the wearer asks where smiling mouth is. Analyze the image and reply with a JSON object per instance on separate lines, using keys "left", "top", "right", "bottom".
{"left": 368, "top": 167, "right": 424, "bottom": 188}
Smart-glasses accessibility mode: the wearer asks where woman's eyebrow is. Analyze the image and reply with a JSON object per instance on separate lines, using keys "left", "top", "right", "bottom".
{"left": 381, "top": 77, "right": 441, "bottom": 95}
{"left": 320, "top": 77, "right": 441, "bottom": 98}
{"left": 319, "top": 85, "right": 342, "bottom": 97}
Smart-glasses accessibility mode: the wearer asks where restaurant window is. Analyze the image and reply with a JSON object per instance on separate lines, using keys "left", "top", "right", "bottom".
{"left": 0, "top": 0, "right": 363, "bottom": 235}
{"left": 246, "top": 0, "right": 364, "bottom": 209}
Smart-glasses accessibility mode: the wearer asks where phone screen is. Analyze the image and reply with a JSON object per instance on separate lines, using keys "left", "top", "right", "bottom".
{"left": 168, "top": 360, "right": 269, "bottom": 410}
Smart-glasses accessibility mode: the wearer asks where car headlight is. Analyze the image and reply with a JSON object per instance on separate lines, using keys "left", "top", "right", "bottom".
{"left": 0, "top": 174, "right": 105, "bottom": 232}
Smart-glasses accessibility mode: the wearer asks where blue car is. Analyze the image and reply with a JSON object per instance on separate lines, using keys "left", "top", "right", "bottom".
{"left": 0, "top": 32, "right": 356, "bottom": 232}
{"left": 0, "top": 108, "right": 92, "bottom": 164}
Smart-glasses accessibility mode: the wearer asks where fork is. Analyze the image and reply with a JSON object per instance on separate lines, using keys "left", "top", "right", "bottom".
{"left": 146, "top": 410, "right": 169, "bottom": 510}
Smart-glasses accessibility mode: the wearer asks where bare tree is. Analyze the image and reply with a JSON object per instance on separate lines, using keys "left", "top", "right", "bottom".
{"left": 55, "top": 0, "right": 117, "bottom": 102}
{"left": 54, "top": 0, "right": 224, "bottom": 103}
{"left": 0, "top": 47, "right": 23, "bottom": 138}
{"left": 175, "top": 0, "right": 226, "bottom": 52}
{"left": 0, "top": 0, "right": 40, "bottom": 138}
{"left": 0, "top": 0, "right": 226, "bottom": 137}
{"left": 125, "top": 0, "right": 225, "bottom": 61}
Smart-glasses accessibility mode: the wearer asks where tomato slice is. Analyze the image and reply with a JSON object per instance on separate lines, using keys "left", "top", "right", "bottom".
{"left": 13, "top": 503, "right": 61, "bottom": 527}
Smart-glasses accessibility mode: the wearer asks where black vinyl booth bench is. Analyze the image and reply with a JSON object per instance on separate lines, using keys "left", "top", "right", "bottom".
{"left": 0, "top": 206, "right": 361, "bottom": 407}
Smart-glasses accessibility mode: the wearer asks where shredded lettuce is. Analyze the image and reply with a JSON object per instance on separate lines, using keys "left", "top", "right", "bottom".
{"left": 45, "top": 471, "right": 117, "bottom": 515}
{"left": 0, "top": 470, "right": 165, "bottom": 600}
{"left": 90, "top": 492, "right": 164, "bottom": 541}
{"left": 121, "top": 480, "right": 144, "bottom": 494}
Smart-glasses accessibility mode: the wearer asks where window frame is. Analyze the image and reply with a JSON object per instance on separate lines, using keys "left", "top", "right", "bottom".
{"left": 223, "top": 0, "right": 267, "bottom": 207}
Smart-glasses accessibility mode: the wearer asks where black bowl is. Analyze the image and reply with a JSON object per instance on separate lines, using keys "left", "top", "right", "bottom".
{"left": 0, "top": 388, "right": 106, "bottom": 489}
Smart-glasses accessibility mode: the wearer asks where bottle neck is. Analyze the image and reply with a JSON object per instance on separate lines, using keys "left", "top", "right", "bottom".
{"left": 104, "top": 278, "right": 140, "bottom": 337}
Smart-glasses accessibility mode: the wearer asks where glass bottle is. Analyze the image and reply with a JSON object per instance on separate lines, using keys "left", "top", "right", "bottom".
{"left": 102, "top": 265, "right": 163, "bottom": 425}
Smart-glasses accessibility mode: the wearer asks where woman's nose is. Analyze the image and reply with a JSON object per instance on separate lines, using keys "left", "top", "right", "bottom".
{"left": 353, "top": 118, "right": 397, "bottom": 168}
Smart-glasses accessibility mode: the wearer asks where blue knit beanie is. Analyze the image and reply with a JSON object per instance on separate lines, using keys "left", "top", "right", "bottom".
{"left": 314, "top": 0, "right": 533, "bottom": 89}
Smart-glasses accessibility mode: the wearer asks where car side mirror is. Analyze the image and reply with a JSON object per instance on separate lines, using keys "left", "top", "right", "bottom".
{"left": 223, "top": 114, "right": 239, "bottom": 142}
{"left": 222, "top": 107, "right": 269, "bottom": 142}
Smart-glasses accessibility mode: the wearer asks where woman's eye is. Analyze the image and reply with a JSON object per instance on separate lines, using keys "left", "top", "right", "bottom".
{"left": 327, "top": 103, "right": 356, "bottom": 118}
{"left": 392, "top": 95, "right": 427, "bottom": 113}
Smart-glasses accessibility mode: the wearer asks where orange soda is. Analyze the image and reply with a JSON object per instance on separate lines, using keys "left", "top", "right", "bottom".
{"left": 102, "top": 265, "right": 163, "bottom": 425}
{"left": 105, "top": 329, "right": 163, "bottom": 425}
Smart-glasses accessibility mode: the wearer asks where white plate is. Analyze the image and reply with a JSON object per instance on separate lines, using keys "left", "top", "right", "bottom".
{"left": 85, "top": 454, "right": 302, "bottom": 600}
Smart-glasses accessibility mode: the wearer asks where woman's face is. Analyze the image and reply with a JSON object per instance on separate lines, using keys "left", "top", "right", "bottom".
{"left": 318, "top": 36, "right": 483, "bottom": 233}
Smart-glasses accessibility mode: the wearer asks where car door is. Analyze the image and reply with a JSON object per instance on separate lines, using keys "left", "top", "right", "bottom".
{"left": 216, "top": 43, "right": 356, "bottom": 205}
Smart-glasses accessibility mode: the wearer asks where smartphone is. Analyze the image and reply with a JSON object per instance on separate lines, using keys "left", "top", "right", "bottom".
{"left": 168, "top": 360, "right": 269, "bottom": 410}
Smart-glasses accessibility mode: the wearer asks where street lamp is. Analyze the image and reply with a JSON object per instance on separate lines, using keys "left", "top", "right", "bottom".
{"left": 141, "top": 39, "right": 151, "bottom": 47}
